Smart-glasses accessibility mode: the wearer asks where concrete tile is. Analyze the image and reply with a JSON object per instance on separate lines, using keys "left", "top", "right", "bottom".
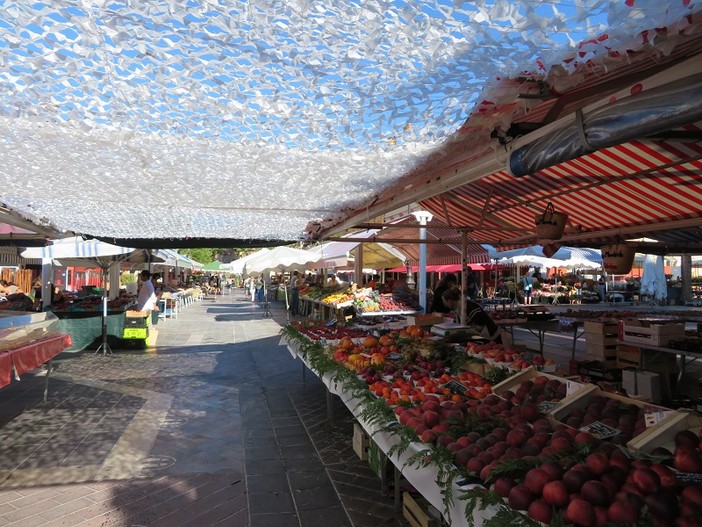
{"left": 246, "top": 473, "right": 290, "bottom": 493}
{"left": 249, "top": 512, "right": 300, "bottom": 527}
{"left": 248, "top": 490, "right": 295, "bottom": 514}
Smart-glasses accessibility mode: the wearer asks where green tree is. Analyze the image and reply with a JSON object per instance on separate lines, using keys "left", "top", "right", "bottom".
{"left": 181, "top": 248, "right": 217, "bottom": 264}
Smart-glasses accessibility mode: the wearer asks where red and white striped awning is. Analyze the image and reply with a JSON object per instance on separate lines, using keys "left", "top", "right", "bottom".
{"left": 420, "top": 133, "right": 702, "bottom": 250}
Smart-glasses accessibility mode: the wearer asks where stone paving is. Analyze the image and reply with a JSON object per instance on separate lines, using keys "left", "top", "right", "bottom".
{"left": 0, "top": 290, "right": 407, "bottom": 527}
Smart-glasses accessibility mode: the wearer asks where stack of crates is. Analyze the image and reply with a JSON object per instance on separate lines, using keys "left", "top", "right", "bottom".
{"left": 583, "top": 320, "right": 619, "bottom": 368}
{"left": 123, "top": 310, "right": 151, "bottom": 340}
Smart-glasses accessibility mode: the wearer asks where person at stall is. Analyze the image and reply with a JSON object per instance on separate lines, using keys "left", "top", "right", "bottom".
{"left": 290, "top": 270, "right": 301, "bottom": 317}
{"left": 255, "top": 275, "right": 264, "bottom": 302}
{"left": 522, "top": 272, "right": 534, "bottom": 305}
{"left": 136, "top": 269, "right": 157, "bottom": 312}
{"left": 465, "top": 269, "right": 479, "bottom": 299}
{"left": 429, "top": 273, "right": 458, "bottom": 313}
{"left": 598, "top": 275, "right": 607, "bottom": 302}
{"left": 441, "top": 286, "right": 502, "bottom": 343}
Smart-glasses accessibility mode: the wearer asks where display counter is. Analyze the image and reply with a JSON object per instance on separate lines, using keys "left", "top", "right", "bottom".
{"left": 50, "top": 310, "right": 127, "bottom": 352}
{"left": 0, "top": 311, "right": 72, "bottom": 398}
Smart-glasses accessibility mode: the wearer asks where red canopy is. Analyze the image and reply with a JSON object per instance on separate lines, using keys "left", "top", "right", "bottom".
{"left": 387, "top": 263, "right": 488, "bottom": 273}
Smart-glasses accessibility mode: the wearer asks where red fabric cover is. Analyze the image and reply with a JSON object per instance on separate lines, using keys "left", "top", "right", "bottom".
{"left": 0, "top": 334, "right": 72, "bottom": 388}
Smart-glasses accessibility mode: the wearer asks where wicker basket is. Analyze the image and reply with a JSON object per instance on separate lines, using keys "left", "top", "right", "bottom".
{"left": 535, "top": 203, "right": 568, "bottom": 240}
{"left": 541, "top": 243, "right": 561, "bottom": 258}
{"left": 601, "top": 244, "right": 636, "bottom": 274}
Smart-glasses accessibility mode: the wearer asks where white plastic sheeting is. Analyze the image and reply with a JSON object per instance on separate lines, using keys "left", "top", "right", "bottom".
{"left": 1, "top": 2, "right": 698, "bottom": 242}
{"left": 640, "top": 254, "right": 668, "bottom": 302}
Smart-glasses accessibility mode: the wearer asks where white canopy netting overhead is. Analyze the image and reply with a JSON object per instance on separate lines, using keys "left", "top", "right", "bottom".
{"left": 0, "top": 1, "right": 698, "bottom": 243}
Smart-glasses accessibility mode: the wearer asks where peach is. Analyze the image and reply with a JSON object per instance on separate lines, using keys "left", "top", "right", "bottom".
{"left": 566, "top": 498, "right": 596, "bottom": 526}
{"left": 542, "top": 480, "right": 569, "bottom": 508}
{"left": 524, "top": 468, "right": 550, "bottom": 495}
{"left": 631, "top": 467, "right": 661, "bottom": 494}
{"left": 493, "top": 476, "right": 516, "bottom": 498}
{"left": 508, "top": 484, "right": 534, "bottom": 511}
{"left": 585, "top": 451, "right": 609, "bottom": 476}
{"left": 607, "top": 500, "right": 640, "bottom": 524}
{"left": 527, "top": 499, "right": 552, "bottom": 524}
{"left": 581, "top": 480, "right": 610, "bottom": 507}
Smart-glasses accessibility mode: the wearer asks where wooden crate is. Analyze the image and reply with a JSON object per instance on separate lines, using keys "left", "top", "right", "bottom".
{"left": 585, "top": 332, "right": 619, "bottom": 347}
{"left": 583, "top": 320, "right": 619, "bottom": 335}
{"left": 621, "top": 321, "right": 685, "bottom": 347}
{"left": 626, "top": 409, "right": 702, "bottom": 453}
{"left": 616, "top": 344, "right": 641, "bottom": 368}
{"left": 491, "top": 367, "right": 579, "bottom": 396}
{"left": 402, "top": 492, "right": 439, "bottom": 527}
{"left": 353, "top": 422, "right": 369, "bottom": 461}
{"left": 585, "top": 341, "right": 617, "bottom": 361}
{"left": 547, "top": 385, "right": 658, "bottom": 424}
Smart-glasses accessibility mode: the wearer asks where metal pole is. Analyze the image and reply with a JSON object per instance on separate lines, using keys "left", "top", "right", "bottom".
{"left": 419, "top": 223, "right": 427, "bottom": 313}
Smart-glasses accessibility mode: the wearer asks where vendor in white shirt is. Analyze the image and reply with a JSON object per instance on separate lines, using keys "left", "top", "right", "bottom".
{"left": 136, "top": 270, "right": 157, "bottom": 312}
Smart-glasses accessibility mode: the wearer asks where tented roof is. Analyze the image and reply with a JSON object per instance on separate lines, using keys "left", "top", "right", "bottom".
{"left": 1, "top": 2, "right": 701, "bottom": 247}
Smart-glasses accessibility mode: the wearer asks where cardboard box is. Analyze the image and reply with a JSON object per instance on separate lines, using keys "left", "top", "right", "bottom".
{"left": 353, "top": 422, "right": 369, "bottom": 461}
{"left": 622, "top": 369, "right": 662, "bottom": 404}
{"left": 407, "top": 314, "right": 445, "bottom": 327}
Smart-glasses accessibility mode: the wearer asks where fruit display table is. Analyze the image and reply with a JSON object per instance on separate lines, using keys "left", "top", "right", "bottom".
{"left": 280, "top": 321, "right": 702, "bottom": 527}
{"left": 497, "top": 319, "right": 562, "bottom": 354}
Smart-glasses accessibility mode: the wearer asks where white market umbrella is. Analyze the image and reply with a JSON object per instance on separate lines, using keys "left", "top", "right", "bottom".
{"left": 229, "top": 248, "right": 271, "bottom": 274}
{"left": 244, "top": 246, "right": 318, "bottom": 276}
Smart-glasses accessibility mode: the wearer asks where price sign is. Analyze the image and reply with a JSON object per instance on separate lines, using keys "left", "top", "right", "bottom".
{"left": 537, "top": 401, "right": 559, "bottom": 413}
{"left": 644, "top": 410, "right": 675, "bottom": 427}
{"left": 444, "top": 380, "right": 468, "bottom": 394}
{"left": 675, "top": 471, "right": 702, "bottom": 485}
{"left": 566, "top": 380, "right": 583, "bottom": 396}
{"left": 579, "top": 421, "right": 620, "bottom": 439}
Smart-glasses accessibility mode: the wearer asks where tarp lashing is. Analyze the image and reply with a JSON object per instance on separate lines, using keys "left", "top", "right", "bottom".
{"left": 509, "top": 74, "right": 702, "bottom": 177}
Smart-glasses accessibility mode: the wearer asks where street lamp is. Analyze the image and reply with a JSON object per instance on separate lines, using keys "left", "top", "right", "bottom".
{"left": 412, "top": 210, "right": 433, "bottom": 313}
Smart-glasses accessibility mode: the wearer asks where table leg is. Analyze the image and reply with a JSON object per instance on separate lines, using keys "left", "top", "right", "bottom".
{"left": 394, "top": 466, "right": 402, "bottom": 512}
{"left": 44, "top": 359, "right": 53, "bottom": 402}
{"left": 326, "top": 390, "right": 334, "bottom": 423}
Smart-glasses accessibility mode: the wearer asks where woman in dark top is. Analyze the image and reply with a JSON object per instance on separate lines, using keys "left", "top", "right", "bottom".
{"left": 441, "top": 286, "right": 501, "bottom": 343}
{"left": 429, "top": 273, "right": 458, "bottom": 313}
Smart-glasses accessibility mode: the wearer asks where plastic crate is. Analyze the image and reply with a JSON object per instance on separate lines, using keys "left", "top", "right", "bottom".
{"left": 123, "top": 327, "right": 149, "bottom": 340}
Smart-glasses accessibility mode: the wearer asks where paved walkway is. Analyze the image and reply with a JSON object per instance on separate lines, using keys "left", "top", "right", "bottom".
{"left": 0, "top": 291, "right": 407, "bottom": 527}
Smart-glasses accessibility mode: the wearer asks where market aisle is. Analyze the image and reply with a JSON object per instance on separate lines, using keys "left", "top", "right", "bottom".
{"left": 0, "top": 289, "right": 406, "bottom": 527}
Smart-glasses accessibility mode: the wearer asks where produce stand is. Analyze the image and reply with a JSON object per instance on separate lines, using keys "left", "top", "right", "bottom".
{"left": 279, "top": 314, "right": 702, "bottom": 527}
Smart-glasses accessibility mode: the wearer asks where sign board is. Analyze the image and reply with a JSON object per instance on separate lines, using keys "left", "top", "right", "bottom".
{"left": 579, "top": 421, "right": 620, "bottom": 439}
{"left": 537, "top": 401, "right": 559, "bottom": 413}
{"left": 444, "top": 380, "right": 468, "bottom": 394}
